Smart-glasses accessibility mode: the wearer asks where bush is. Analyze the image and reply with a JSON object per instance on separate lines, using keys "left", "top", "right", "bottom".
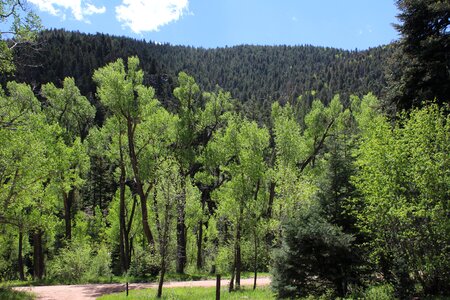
{"left": 47, "top": 243, "right": 91, "bottom": 283}
{"left": 364, "top": 284, "right": 395, "bottom": 300}
{"left": 85, "top": 244, "right": 112, "bottom": 281}
{"left": 214, "top": 245, "right": 233, "bottom": 275}
{"left": 47, "top": 242, "right": 111, "bottom": 283}
{"left": 129, "top": 247, "right": 160, "bottom": 279}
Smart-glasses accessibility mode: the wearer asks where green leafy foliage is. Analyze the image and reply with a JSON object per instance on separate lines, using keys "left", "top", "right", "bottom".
{"left": 42, "top": 77, "right": 96, "bottom": 142}
{"left": 352, "top": 98, "right": 450, "bottom": 297}
{"left": 209, "top": 115, "right": 270, "bottom": 288}
{"left": 364, "top": 284, "right": 396, "bottom": 300}
{"left": 0, "top": 0, "right": 42, "bottom": 73}
{"left": 47, "top": 241, "right": 111, "bottom": 283}
{"left": 0, "top": 81, "right": 65, "bottom": 279}
{"left": 93, "top": 56, "right": 177, "bottom": 182}
{"left": 129, "top": 247, "right": 161, "bottom": 279}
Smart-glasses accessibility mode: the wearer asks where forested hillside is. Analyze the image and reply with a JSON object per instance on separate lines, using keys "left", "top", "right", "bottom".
{"left": 10, "top": 29, "right": 390, "bottom": 123}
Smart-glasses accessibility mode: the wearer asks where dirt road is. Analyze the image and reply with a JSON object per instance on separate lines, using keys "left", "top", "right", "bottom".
{"left": 14, "top": 277, "right": 271, "bottom": 300}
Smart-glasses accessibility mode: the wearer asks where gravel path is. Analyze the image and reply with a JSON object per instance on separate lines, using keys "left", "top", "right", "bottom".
{"left": 14, "top": 277, "right": 271, "bottom": 300}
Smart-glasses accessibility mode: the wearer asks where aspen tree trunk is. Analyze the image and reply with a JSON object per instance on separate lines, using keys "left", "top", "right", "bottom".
{"left": 235, "top": 215, "right": 242, "bottom": 290}
{"left": 63, "top": 190, "right": 73, "bottom": 240}
{"left": 196, "top": 189, "right": 208, "bottom": 269}
{"left": 157, "top": 258, "right": 166, "bottom": 298}
{"left": 18, "top": 230, "right": 24, "bottom": 280}
{"left": 33, "top": 230, "right": 44, "bottom": 280}
{"left": 176, "top": 179, "right": 187, "bottom": 273}
{"left": 127, "top": 118, "right": 155, "bottom": 247}
{"left": 119, "top": 164, "right": 127, "bottom": 273}
{"left": 253, "top": 231, "right": 258, "bottom": 290}
{"left": 118, "top": 133, "right": 130, "bottom": 272}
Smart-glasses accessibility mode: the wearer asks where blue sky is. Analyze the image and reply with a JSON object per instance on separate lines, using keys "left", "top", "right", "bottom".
{"left": 27, "top": 0, "right": 399, "bottom": 50}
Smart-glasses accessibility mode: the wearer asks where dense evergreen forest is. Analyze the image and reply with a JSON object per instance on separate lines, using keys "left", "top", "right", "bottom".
{"left": 1, "top": 0, "right": 449, "bottom": 299}
{"left": 9, "top": 29, "right": 390, "bottom": 124}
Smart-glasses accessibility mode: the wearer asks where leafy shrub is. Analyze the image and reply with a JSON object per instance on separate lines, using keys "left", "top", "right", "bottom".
{"left": 129, "top": 247, "right": 160, "bottom": 278}
{"left": 0, "top": 231, "right": 19, "bottom": 281}
{"left": 85, "top": 244, "right": 112, "bottom": 281}
{"left": 213, "top": 245, "right": 233, "bottom": 275}
{"left": 47, "top": 243, "right": 91, "bottom": 283}
{"left": 47, "top": 242, "right": 111, "bottom": 283}
{"left": 364, "top": 284, "right": 395, "bottom": 300}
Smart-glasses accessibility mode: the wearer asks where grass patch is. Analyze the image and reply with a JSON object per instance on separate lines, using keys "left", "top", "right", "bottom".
{"left": 5, "top": 276, "right": 117, "bottom": 287}
{"left": 97, "top": 286, "right": 275, "bottom": 300}
{"left": 163, "top": 271, "right": 269, "bottom": 282}
{"left": 0, "top": 287, "right": 34, "bottom": 300}
{"left": 5, "top": 272, "right": 270, "bottom": 287}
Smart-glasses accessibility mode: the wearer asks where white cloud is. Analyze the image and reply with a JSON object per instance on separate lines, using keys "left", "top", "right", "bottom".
{"left": 84, "top": 3, "right": 106, "bottom": 16}
{"left": 28, "top": 0, "right": 106, "bottom": 22}
{"left": 115, "top": 0, "right": 189, "bottom": 34}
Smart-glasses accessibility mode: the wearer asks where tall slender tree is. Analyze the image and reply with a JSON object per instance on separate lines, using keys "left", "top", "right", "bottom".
{"left": 172, "top": 72, "right": 232, "bottom": 273}
{"left": 211, "top": 116, "right": 269, "bottom": 290}
{"left": 93, "top": 56, "right": 177, "bottom": 248}
{"left": 41, "top": 77, "right": 95, "bottom": 240}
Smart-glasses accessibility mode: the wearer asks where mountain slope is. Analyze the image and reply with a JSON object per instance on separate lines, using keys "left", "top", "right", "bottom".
{"left": 11, "top": 29, "right": 391, "bottom": 122}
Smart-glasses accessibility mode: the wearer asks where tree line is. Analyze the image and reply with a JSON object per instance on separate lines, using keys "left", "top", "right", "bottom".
{"left": 7, "top": 29, "right": 390, "bottom": 124}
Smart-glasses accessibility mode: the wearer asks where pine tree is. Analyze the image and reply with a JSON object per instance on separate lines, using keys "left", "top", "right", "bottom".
{"left": 384, "top": 0, "right": 450, "bottom": 111}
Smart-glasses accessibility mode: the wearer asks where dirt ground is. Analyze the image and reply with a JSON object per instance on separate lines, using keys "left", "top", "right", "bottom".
{"left": 14, "top": 277, "right": 271, "bottom": 300}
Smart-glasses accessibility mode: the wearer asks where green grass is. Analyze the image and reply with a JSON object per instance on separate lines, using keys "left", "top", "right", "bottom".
{"left": 0, "top": 288, "right": 34, "bottom": 300}
{"left": 162, "top": 271, "right": 270, "bottom": 282}
{"left": 5, "top": 276, "right": 117, "bottom": 287}
{"left": 5, "top": 272, "right": 270, "bottom": 287}
{"left": 97, "top": 286, "right": 275, "bottom": 300}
